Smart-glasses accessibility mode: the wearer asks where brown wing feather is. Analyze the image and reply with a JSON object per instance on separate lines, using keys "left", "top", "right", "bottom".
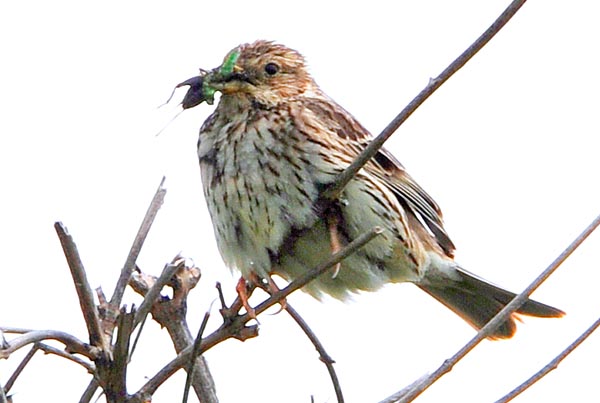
{"left": 304, "top": 97, "right": 455, "bottom": 257}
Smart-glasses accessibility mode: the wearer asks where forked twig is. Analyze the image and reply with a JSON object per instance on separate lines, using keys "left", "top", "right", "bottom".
{"left": 495, "top": 315, "right": 600, "bottom": 403}
{"left": 382, "top": 212, "right": 600, "bottom": 403}
{"left": 324, "top": 0, "right": 528, "bottom": 201}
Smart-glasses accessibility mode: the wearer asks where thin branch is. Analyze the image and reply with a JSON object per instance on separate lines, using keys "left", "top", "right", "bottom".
{"left": 0, "top": 327, "right": 35, "bottom": 334}
{"left": 0, "top": 330, "right": 98, "bottom": 360}
{"left": 4, "top": 344, "right": 38, "bottom": 393}
{"left": 0, "top": 384, "right": 6, "bottom": 403}
{"left": 110, "top": 177, "right": 166, "bottom": 310}
{"left": 495, "top": 315, "right": 600, "bottom": 403}
{"left": 134, "top": 226, "right": 383, "bottom": 398}
{"left": 323, "top": 0, "right": 528, "bottom": 201}
{"left": 383, "top": 212, "right": 600, "bottom": 403}
{"left": 182, "top": 311, "right": 211, "bottom": 403}
{"left": 79, "top": 379, "right": 100, "bottom": 403}
{"left": 133, "top": 257, "right": 183, "bottom": 329}
{"left": 285, "top": 304, "right": 344, "bottom": 403}
{"left": 54, "top": 222, "right": 106, "bottom": 350}
{"left": 37, "top": 343, "right": 96, "bottom": 373}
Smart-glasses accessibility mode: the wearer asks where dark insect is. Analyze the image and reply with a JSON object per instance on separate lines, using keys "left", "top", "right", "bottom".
{"left": 176, "top": 75, "right": 206, "bottom": 109}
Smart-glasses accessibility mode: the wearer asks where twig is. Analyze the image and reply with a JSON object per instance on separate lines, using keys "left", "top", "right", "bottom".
{"left": 133, "top": 226, "right": 383, "bottom": 398}
{"left": 495, "top": 315, "right": 600, "bottom": 403}
{"left": 0, "top": 330, "right": 98, "bottom": 360}
{"left": 284, "top": 304, "right": 344, "bottom": 403}
{"left": 37, "top": 343, "right": 96, "bottom": 373}
{"left": 182, "top": 311, "right": 211, "bottom": 403}
{"left": 4, "top": 344, "right": 38, "bottom": 393}
{"left": 79, "top": 379, "right": 100, "bottom": 403}
{"left": 323, "top": 0, "right": 528, "bottom": 201}
{"left": 55, "top": 222, "right": 106, "bottom": 350}
{"left": 0, "top": 384, "right": 7, "bottom": 403}
{"left": 0, "top": 327, "right": 34, "bottom": 334}
{"left": 133, "top": 257, "right": 184, "bottom": 329}
{"left": 383, "top": 212, "right": 600, "bottom": 403}
{"left": 110, "top": 177, "right": 166, "bottom": 311}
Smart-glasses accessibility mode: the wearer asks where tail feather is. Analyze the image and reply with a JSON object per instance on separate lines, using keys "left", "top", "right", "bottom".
{"left": 419, "top": 267, "right": 564, "bottom": 339}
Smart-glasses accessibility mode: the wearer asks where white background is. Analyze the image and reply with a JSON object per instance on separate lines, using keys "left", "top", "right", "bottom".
{"left": 1, "top": 0, "right": 599, "bottom": 402}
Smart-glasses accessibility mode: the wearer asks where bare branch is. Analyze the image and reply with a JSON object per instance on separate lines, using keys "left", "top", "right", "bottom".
{"left": 134, "top": 226, "right": 382, "bottom": 398}
{"left": 54, "top": 222, "right": 106, "bottom": 350}
{"left": 182, "top": 310, "right": 211, "bottom": 403}
{"left": 4, "top": 344, "right": 38, "bottom": 393}
{"left": 133, "top": 256, "right": 184, "bottom": 329}
{"left": 495, "top": 315, "right": 600, "bottom": 403}
{"left": 79, "top": 379, "right": 100, "bottom": 403}
{"left": 285, "top": 304, "right": 344, "bottom": 403}
{"left": 129, "top": 263, "right": 217, "bottom": 403}
{"left": 323, "top": 0, "right": 528, "bottom": 201}
{"left": 0, "top": 327, "right": 35, "bottom": 334}
{"left": 383, "top": 212, "right": 600, "bottom": 403}
{"left": 0, "top": 330, "right": 98, "bottom": 360}
{"left": 110, "top": 177, "right": 166, "bottom": 311}
{"left": 37, "top": 343, "right": 96, "bottom": 373}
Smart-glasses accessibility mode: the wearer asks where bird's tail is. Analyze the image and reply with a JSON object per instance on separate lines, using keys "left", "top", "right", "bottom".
{"left": 418, "top": 266, "right": 564, "bottom": 339}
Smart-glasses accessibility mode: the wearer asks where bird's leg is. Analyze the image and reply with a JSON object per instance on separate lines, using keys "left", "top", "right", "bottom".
{"left": 235, "top": 275, "right": 258, "bottom": 320}
{"left": 264, "top": 275, "right": 287, "bottom": 313}
{"left": 327, "top": 214, "right": 343, "bottom": 278}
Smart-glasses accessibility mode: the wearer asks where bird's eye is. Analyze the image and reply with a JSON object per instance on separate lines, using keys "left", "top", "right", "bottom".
{"left": 264, "top": 62, "right": 279, "bottom": 75}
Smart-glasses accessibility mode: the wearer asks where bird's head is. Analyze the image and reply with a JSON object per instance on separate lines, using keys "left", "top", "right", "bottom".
{"left": 178, "top": 41, "right": 317, "bottom": 109}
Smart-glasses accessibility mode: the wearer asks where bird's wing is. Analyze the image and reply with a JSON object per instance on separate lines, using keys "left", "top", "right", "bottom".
{"left": 303, "top": 97, "right": 456, "bottom": 257}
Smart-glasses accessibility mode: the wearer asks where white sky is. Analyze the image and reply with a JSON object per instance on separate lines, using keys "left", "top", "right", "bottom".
{"left": 1, "top": 0, "right": 599, "bottom": 402}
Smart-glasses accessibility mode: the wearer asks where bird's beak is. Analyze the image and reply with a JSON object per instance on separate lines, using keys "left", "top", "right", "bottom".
{"left": 205, "top": 64, "right": 253, "bottom": 95}
{"left": 174, "top": 49, "right": 247, "bottom": 107}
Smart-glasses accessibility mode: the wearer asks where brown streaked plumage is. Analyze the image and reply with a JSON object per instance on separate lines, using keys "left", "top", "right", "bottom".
{"left": 192, "top": 40, "right": 563, "bottom": 338}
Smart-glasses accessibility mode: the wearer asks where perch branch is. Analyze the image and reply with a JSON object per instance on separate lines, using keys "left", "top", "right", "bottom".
{"left": 383, "top": 212, "right": 600, "bottom": 403}
{"left": 323, "top": 0, "right": 528, "bottom": 201}
{"left": 495, "top": 315, "right": 600, "bottom": 403}
{"left": 55, "top": 222, "right": 107, "bottom": 350}
{"left": 133, "top": 226, "right": 382, "bottom": 398}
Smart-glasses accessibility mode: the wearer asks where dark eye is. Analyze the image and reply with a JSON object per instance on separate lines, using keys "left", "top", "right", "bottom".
{"left": 264, "top": 62, "right": 279, "bottom": 75}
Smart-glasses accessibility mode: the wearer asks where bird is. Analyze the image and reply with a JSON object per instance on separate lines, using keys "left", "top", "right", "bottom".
{"left": 184, "top": 40, "right": 563, "bottom": 338}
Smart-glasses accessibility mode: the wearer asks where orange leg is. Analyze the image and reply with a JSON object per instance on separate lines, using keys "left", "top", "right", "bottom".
{"left": 235, "top": 276, "right": 257, "bottom": 319}
{"left": 328, "top": 215, "right": 342, "bottom": 278}
{"left": 265, "top": 275, "right": 287, "bottom": 313}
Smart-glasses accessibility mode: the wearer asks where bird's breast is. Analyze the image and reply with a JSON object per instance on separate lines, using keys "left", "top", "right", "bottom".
{"left": 198, "top": 109, "right": 323, "bottom": 278}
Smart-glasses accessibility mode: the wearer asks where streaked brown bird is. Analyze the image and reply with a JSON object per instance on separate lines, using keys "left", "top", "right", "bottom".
{"left": 190, "top": 40, "right": 563, "bottom": 338}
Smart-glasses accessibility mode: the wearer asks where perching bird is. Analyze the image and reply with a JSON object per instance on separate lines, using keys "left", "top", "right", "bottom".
{"left": 185, "top": 40, "right": 563, "bottom": 338}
